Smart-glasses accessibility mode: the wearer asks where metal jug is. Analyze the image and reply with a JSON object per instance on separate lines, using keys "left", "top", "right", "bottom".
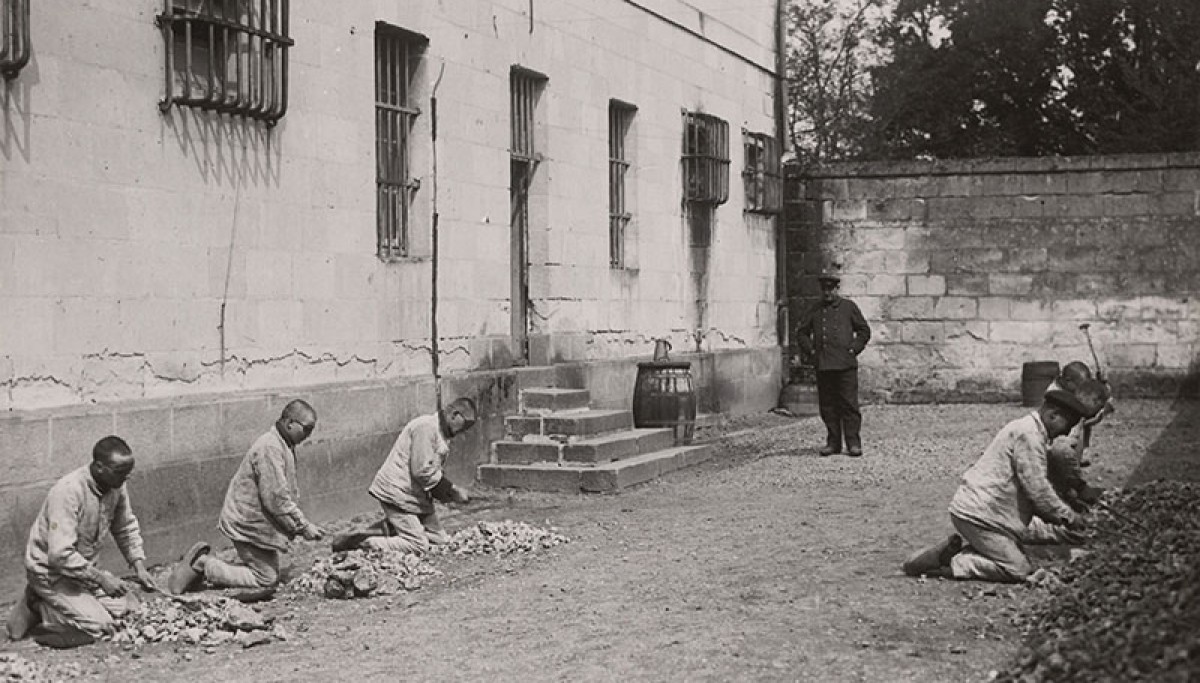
{"left": 653, "top": 339, "right": 672, "bottom": 362}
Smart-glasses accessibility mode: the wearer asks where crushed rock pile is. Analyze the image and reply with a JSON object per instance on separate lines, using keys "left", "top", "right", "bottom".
{"left": 294, "top": 520, "right": 570, "bottom": 599}
{"left": 431, "top": 520, "right": 570, "bottom": 556}
{"left": 997, "top": 481, "right": 1200, "bottom": 682}
{"left": 291, "top": 548, "right": 442, "bottom": 600}
{"left": 0, "top": 653, "right": 82, "bottom": 683}
{"left": 108, "top": 593, "right": 283, "bottom": 650}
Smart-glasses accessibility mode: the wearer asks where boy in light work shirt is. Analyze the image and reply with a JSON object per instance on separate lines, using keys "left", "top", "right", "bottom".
{"left": 167, "top": 400, "right": 325, "bottom": 594}
{"left": 331, "top": 397, "right": 477, "bottom": 554}
{"left": 903, "top": 386, "right": 1105, "bottom": 583}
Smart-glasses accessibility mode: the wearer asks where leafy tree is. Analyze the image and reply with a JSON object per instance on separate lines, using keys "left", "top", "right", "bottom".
{"left": 863, "top": 0, "right": 1063, "bottom": 159}
{"left": 1052, "top": 0, "right": 1200, "bottom": 154}
{"left": 859, "top": 0, "right": 1200, "bottom": 158}
{"left": 785, "top": 0, "right": 891, "bottom": 163}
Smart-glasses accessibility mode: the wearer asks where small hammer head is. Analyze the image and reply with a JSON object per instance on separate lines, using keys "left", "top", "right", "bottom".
{"left": 1079, "top": 323, "right": 1091, "bottom": 330}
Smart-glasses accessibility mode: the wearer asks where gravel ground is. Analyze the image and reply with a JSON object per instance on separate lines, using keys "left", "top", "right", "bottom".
{"left": 2, "top": 398, "right": 1196, "bottom": 682}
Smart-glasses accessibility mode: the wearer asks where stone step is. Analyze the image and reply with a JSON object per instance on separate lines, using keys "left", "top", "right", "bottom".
{"left": 505, "top": 409, "right": 632, "bottom": 441}
{"left": 493, "top": 428, "right": 675, "bottom": 466}
{"left": 520, "top": 388, "right": 591, "bottom": 415}
{"left": 478, "top": 444, "right": 714, "bottom": 493}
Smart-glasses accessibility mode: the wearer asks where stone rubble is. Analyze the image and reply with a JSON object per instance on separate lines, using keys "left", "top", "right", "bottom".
{"left": 431, "top": 520, "right": 571, "bottom": 557}
{"left": 0, "top": 653, "right": 82, "bottom": 683}
{"left": 294, "top": 520, "right": 570, "bottom": 599}
{"left": 107, "top": 593, "right": 274, "bottom": 650}
{"left": 996, "top": 481, "right": 1200, "bottom": 682}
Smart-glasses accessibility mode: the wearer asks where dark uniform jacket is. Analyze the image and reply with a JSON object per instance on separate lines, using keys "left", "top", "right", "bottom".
{"left": 795, "top": 297, "right": 872, "bottom": 371}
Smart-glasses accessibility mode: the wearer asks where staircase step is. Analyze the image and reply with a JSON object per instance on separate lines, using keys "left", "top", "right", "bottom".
{"left": 478, "top": 444, "right": 714, "bottom": 493}
{"left": 493, "top": 428, "right": 675, "bottom": 466}
{"left": 494, "top": 439, "right": 561, "bottom": 466}
{"left": 562, "top": 428, "right": 674, "bottom": 464}
{"left": 505, "top": 409, "right": 632, "bottom": 440}
{"left": 521, "top": 388, "right": 591, "bottom": 415}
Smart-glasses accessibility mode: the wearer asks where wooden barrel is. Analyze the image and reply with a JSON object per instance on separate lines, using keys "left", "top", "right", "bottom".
{"left": 778, "top": 381, "right": 820, "bottom": 416}
{"left": 632, "top": 361, "right": 697, "bottom": 445}
{"left": 1021, "top": 361, "right": 1060, "bottom": 407}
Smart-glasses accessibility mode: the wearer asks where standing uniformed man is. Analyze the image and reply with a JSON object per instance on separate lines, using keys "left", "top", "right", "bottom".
{"left": 795, "top": 272, "right": 872, "bottom": 457}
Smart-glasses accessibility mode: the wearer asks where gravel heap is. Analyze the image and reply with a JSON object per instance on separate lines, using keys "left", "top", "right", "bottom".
{"left": 108, "top": 593, "right": 279, "bottom": 649}
{"left": 997, "top": 480, "right": 1200, "bottom": 682}
{"left": 291, "top": 548, "right": 442, "bottom": 599}
{"left": 293, "top": 520, "right": 570, "bottom": 599}
{"left": 431, "top": 520, "right": 570, "bottom": 556}
{"left": 0, "top": 653, "right": 82, "bottom": 683}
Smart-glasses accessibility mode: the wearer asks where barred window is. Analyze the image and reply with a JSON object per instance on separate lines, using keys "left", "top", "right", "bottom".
{"left": 608, "top": 101, "right": 636, "bottom": 269}
{"left": 157, "top": 0, "right": 292, "bottom": 126}
{"left": 375, "top": 24, "right": 426, "bottom": 261}
{"left": 743, "top": 131, "right": 782, "bottom": 214}
{"left": 0, "top": 0, "right": 30, "bottom": 80}
{"left": 681, "top": 111, "right": 730, "bottom": 205}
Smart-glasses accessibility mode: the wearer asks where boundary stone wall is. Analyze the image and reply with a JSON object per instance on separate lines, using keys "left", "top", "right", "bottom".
{"left": 784, "top": 153, "right": 1200, "bottom": 402}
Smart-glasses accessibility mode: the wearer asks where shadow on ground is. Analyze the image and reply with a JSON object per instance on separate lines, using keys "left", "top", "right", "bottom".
{"left": 1125, "top": 369, "right": 1200, "bottom": 486}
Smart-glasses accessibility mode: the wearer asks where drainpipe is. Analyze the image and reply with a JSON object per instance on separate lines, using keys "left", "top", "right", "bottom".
{"left": 430, "top": 63, "right": 445, "bottom": 409}
{"left": 773, "top": 0, "right": 790, "bottom": 354}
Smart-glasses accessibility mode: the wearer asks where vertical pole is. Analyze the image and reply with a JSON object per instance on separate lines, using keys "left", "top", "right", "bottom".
{"left": 774, "top": 0, "right": 790, "bottom": 354}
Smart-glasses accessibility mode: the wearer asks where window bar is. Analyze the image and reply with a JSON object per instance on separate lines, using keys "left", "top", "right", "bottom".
{"left": 245, "top": 0, "right": 256, "bottom": 114}
{"left": 159, "top": 0, "right": 174, "bottom": 108}
{"left": 238, "top": 0, "right": 251, "bottom": 112}
{"left": 1, "top": 0, "right": 31, "bottom": 80}
{"left": 209, "top": 0, "right": 221, "bottom": 110}
{"left": 249, "top": 0, "right": 261, "bottom": 115}
{"left": 182, "top": 6, "right": 194, "bottom": 105}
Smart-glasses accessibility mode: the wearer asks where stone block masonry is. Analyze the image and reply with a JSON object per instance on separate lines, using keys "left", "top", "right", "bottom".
{"left": 785, "top": 153, "right": 1200, "bottom": 401}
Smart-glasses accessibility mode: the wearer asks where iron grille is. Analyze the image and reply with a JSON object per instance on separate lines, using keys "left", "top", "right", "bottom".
{"left": 742, "top": 131, "right": 782, "bottom": 214}
{"left": 509, "top": 68, "right": 545, "bottom": 256}
{"left": 157, "top": 0, "right": 293, "bottom": 125}
{"left": 0, "top": 0, "right": 29, "bottom": 79}
{"left": 510, "top": 69, "right": 543, "bottom": 163}
{"left": 682, "top": 111, "right": 730, "bottom": 205}
{"left": 375, "top": 24, "right": 425, "bottom": 260}
{"left": 608, "top": 101, "right": 635, "bottom": 269}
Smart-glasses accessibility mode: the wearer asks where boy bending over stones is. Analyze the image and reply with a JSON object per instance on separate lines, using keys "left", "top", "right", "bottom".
{"left": 1024, "top": 369, "right": 1111, "bottom": 545}
{"left": 330, "top": 397, "right": 477, "bottom": 554}
{"left": 7, "top": 436, "right": 156, "bottom": 642}
{"left": 903, "top": 384, "right": 1106, "bottom": 582}
{"left": 167, "top": 400, "right": 325, "bottom": 595}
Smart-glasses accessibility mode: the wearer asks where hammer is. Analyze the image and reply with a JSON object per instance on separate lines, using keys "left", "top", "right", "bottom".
{"left": 1079, "top": 323, "right": 1104, "bottom": 382}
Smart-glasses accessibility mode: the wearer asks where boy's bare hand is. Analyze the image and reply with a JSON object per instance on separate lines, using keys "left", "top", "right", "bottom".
{"left": 96, "top": 570, "right": 128, "bottom": 597}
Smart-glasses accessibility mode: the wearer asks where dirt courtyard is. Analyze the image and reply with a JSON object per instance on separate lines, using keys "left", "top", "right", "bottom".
{"left": 4, "top": 398, "right": 1197, "bottom": 682}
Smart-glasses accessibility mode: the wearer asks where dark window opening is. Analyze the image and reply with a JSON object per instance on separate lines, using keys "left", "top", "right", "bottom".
{"left": 743, "top": 131, "right": 782, "bottom": 214}
{"left": 608, "top": 101, "right": 636, "bottom": 269}
{"left": 682, "top": 111, "right": 730, "bottom": 206}
{"left": 375, "top": 23, "right": 426, "bottom": 260}
{"left": 157, "top": 0, "right": 293, "bottom": 126}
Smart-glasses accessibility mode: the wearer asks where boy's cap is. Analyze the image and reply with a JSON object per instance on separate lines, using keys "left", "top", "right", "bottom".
{"left": 1043, "top": 389, "right": 1090, "bottom": 419}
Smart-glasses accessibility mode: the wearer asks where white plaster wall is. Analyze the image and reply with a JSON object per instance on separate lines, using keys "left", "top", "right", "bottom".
{"left": 0, "top": 0, "right": 780, "bottom": 410}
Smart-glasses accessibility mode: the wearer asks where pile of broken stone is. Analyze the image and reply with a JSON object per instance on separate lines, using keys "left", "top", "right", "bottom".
{"left": 107, "top": 593, "right": 286, "bottom": 651}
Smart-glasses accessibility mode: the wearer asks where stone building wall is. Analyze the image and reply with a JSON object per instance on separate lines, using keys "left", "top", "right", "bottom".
{"left": 784, "top": 154, "right": 1200, "bottom": 402}
{"left": 0, "top": 0, "right": 783, "bottom": 598}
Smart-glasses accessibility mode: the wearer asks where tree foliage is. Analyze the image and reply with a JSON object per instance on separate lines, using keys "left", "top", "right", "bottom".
{"left": 846, "top": 0, "right": 1200, "bottom": 159}
{"left": 785, "top": 0, "right": 890, "bottom": 163}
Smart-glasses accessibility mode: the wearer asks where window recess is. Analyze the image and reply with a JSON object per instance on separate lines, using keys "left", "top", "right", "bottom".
{"left": 681, "top": 111, "right": 730, "bottom": 206}
{"left": 742, "top": 131, "right": 782, "bottom": 214}
{"left": 156, "top": 0, "right": 293, "bottom": 126}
